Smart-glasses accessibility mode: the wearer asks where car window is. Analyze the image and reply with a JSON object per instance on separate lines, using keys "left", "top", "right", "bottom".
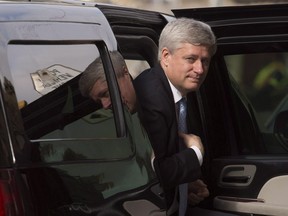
{"left": 225, "top": 50, "right": 288, "bottom": 154}
{"left": 8, "top": 44, "right": 96, "bottom": 104}
{"left": 7, "top": 42, "right": 133, "bottom": 162}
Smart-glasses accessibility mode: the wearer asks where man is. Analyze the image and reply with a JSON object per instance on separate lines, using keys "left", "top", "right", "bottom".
{"left": 78, "top": 50, "right": 137, "bottom": 114}
{"left": 133, "top": 18, "right": 217, "bottom": 216}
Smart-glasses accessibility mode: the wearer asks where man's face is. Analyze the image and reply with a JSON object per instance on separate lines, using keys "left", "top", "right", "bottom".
{"left": 161, "top": 42, "right": 211, "bottom": 95}
{"left": 89, "top": 79, "right": 111, "bottom": 109}
{"left": 89, "top": 73, "right": 137, "bottom": 113}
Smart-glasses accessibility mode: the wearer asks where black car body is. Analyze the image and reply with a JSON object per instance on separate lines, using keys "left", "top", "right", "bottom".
{"left": 0, "top": 1, "right": 288, "bottom": 215}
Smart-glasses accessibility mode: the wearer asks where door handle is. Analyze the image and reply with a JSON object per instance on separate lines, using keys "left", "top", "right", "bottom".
{"left": 222, "top": 175, "right": 251, "bottom": 184}
{"left": 219, "top": 165, "right": 256, "bottom": 187}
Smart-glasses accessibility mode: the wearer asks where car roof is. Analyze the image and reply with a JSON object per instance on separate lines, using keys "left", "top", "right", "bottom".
{"left": 173, "top": 4, "right": 288, "bottom": 40}
{"left": 173, "top": 3, "right": 288, "bottom": 23}
{"left": 0, "top": 1, "right": 118, "bottom": 50}
{"left": 0, "top": 1, "right": 105, "bottom": 23}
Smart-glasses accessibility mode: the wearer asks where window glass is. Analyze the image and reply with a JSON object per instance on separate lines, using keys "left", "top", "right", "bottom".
{"left": 225, "top": 52, "right": 288, "bottom": 153}
{"left": 7, "top": 43, "right": 132, "bottom": 162}
{"left": 8, "top": 44, "right": 96, "bottom": 104}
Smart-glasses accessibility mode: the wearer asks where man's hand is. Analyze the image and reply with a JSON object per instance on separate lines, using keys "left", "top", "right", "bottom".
{"left": 188, "top": 179, "right": 209, "bottom": 206}
{"left": 179, "top": 133, "right": 204, "bottom": 156}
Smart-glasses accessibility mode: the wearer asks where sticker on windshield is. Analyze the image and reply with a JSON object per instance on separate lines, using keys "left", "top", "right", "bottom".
{"left": 31, "top": 64, "right": 80, "bottom": 95}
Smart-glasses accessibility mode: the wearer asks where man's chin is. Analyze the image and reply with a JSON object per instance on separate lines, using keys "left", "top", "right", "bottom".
{"left": 185, "top": 85, "right": 200, "bottom": 92}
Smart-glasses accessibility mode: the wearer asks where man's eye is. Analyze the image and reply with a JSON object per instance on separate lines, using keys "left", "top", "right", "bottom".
{"left": 103, "top": 91, "right": 110, "bottom": 98}
{"left": 186, "top": 57, "right": 196, "bottom": 63}
{"left": 99, "top": 90, "right": 110, "bottom": 98}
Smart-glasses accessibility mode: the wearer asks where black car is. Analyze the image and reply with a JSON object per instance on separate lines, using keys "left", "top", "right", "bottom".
{"left": 101, "top": 3, "right": 288, "bottom": 215}
{"left": 0, "top": 1, "right": 288, "bottom": 215}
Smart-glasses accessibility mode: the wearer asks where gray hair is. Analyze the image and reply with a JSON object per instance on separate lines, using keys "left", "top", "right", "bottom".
{"left": 79, "top": 51, "right": 126, "bottom": 97}
{"left": 158, "top": 17, "right": 216, "bottom": 59}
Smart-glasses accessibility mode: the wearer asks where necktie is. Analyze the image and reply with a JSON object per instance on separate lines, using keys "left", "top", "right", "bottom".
{"left": 177, "top": 97, "right": 188, "bottom": 216}
{"left": 178, "top": 97, "right": 187, "bottom": 133}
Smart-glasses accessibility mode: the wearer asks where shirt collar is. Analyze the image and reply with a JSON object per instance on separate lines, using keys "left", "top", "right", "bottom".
{"left": 167, "top": 78, "right": 183, "bottom": 104}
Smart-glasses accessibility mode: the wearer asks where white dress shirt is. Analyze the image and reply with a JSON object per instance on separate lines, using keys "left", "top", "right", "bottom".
{"left": 167, "top": 79, "right": 203, "bottom": 166}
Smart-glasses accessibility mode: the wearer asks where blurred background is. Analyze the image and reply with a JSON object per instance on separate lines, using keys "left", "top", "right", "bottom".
{"left": 92, "top": 0, "right": 288, "bottom": 14}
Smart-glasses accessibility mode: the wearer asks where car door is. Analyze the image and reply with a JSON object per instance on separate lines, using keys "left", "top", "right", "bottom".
{"left": 0, "top": 3, "right": 169, "bottom": 215}
{"left": 174, "top": 3, "right": 288, "bottom": 216}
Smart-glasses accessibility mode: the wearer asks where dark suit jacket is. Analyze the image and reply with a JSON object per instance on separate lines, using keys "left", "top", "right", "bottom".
{"left": 133, "top": 64, "right": 202, "bottom": 214}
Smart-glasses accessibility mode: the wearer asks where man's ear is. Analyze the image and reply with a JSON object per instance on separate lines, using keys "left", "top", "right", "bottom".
{"left": 123, "top": 67, "right": 132, "bottom": 80}
{"left": 123, "top": 66, "right": 129, "bottom": 75}
{"left": 161, "top": 47, "right": 170, "bottom": 66}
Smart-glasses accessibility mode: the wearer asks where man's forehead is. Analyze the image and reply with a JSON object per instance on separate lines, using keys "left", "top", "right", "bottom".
{"left": 178, "top": 43, "right": 211, "bottom": 57}
{"left": 90, "top": 79, "right": 108, "bottom": 97}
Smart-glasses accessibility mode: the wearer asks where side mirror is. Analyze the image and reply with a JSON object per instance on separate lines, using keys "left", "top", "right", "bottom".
{"left": 274, "top": 110, "right": 288, "bottom": 142}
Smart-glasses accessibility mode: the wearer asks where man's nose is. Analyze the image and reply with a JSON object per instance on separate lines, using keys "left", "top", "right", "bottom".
{"left": 101, "top": 98, "right": 111, "bottom": 109}
{"left": 194, "top": 60, "right": 204, "bottom": 74}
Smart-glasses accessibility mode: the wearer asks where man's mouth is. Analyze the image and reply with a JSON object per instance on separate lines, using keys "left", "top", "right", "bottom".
{"left": 187, "top": 75, "right": 200, "bottom": 82}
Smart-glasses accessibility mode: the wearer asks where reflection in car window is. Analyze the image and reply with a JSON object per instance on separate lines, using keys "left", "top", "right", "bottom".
{"left": 8, "top": 44, "right": 97, "bottom": 104}
{"left": 225, "top": 52, "right": 288, "bottom": 153}
{"left": 9, "top": 43, "right": 125, "bottom": 162}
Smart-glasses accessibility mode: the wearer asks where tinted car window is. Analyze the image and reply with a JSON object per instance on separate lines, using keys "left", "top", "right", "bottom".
{"left": 8, "top": 42, "right": 130, "bottom": 162}
{"left": 225, "top": 49, "right": 288, "bottom": 154}
{"left": 8, "top": 44, "right": 96, "bottom": 104}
